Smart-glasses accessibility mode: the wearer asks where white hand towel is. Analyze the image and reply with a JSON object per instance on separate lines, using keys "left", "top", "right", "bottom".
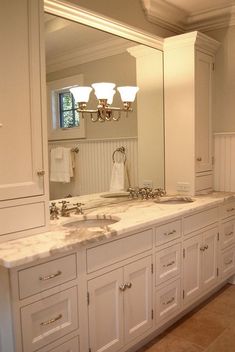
{"left": 109, "top": 162, "right": 125, "bottom": 191}
{"left": 50, "top": 147, "right": 74, "bottom": 183}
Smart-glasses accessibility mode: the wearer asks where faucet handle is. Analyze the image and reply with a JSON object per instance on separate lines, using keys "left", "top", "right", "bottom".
{"left": 50, "top": 202, "right": 59, "bottom": 220}
{"left": 59, "top": 200, "right": 70, "bottom": 217}
{"left": 73, "top": 202, "right": 84, "bottom": 214}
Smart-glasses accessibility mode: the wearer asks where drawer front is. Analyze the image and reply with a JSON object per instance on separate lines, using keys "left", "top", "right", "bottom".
{"left": 41, "top": 337, "right": 79, "bottom": 352}
{"left": 0, "top": 202, "right": 45, "bottom": 236}
{"left": 222, "top": 201, "right": 235, "bottom": 219}
{"left": 155, "top": 243, "right": 181, "bottom": 285}
{"left": 155, "top": 220, "right": 181, "bottom": 246}
{"left": 221, "top": 247, "right": 235, "bottom": 279}
{"left": 195, "top": 173, "right": 213, "bottom": 193}
{"left": 184, "top": 207, "right": 218, "bottom": 235}
{"left": 87, "top": 229, "right": 153, "bottom": 273}
{"left": 18, "top": 254, "right": 77, "bottom": 299}
{"left": 155, "top": 279, "right": 181, "bottom": 324}
{"left": 21, "top": 287, "right": 78, "bottom": 352}
{"left": 221, "top": 219, "right": 235, "bottom": 250}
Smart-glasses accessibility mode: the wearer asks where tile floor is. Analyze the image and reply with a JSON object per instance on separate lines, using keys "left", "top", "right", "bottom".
{"left": 138, "top": 284, "right": 235, "bottom": 352}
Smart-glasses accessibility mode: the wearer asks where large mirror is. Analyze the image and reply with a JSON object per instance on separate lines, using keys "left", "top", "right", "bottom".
{"left": 44, "top": 9, "right": 164, "bottom": 200}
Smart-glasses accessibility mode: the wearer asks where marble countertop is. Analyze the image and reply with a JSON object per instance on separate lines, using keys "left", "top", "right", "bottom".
{"left": 0, "top": 191, "right": 234, "bottom": 269}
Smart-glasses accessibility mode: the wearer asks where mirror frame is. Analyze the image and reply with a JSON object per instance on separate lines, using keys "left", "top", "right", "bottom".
{"left": 44, "top": 0, "right": 164, "bottom": 50}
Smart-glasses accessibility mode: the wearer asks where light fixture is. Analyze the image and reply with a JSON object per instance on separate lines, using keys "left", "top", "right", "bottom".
{"left": 70, "top": 82, "right": 139, "bottom": 122}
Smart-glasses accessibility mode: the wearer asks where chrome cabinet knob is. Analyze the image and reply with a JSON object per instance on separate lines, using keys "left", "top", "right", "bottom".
{"left": 119, "top": 284, "right": 126, "bottom": 291}
{"left": 126, "top": 282, "right": 132, "bottom": 289}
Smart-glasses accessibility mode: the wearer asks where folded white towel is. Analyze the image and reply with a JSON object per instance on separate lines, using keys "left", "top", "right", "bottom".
{"left": 54, "top": 147, "right": 63, "bottom": 159}
{"left": 110, "top": 162, "right": 125, "bottom": 191}
{"left": 50, "top": 147, "right": 74, "bottom": 183}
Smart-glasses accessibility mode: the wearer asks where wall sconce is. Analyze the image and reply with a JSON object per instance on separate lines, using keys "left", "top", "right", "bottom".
{"left": 70, "top": 83, "right": 139, "bottom": 122}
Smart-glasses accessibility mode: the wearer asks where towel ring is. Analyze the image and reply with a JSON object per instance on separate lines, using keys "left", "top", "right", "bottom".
{"left": 112, "top": 146, "right": 127, "bottom": 164}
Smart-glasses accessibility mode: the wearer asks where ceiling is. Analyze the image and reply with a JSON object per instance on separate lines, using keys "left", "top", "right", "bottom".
{"left": 141, "top": 0, "right": 235, "bottom": 33}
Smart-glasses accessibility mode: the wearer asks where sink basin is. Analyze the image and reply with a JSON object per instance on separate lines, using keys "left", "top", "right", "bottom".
{"left": 154, "top": 196, "right": 195, "bottom": 204}
{"left": 62, "top": 218, "right": 119, "bottom": 228}
{"left": 101, "top": 192, "right": 129, "bottom": 199}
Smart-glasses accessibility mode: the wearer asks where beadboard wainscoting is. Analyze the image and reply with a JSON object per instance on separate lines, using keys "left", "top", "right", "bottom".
{"left": 214, "top": 133, "right": 235, "bottom": 192}
{"left": 49, "top": 137, "right": 138, "bottom": 199}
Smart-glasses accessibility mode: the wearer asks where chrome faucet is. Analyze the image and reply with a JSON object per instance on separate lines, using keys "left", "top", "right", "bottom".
{"left": 59, "top": 200, "right": 84, "bottom": 217}
{"left": 49, "top": 202, "right": 60, "bottom": 220}
{"left": 128, "top": 187, "right": 166, "bottom": 200}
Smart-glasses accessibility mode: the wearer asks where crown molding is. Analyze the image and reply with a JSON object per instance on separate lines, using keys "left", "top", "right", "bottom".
{"left": 141, "top": 0, "right": 235, "bottom": 33}
{"left": 164, "top": 31, "right": 220, "bottom": 54}
{"left": 44, "top": 0, "right": 164, "bottom": 50}
{"left": 46, "top": 38, "right": 135, "bottom": 73}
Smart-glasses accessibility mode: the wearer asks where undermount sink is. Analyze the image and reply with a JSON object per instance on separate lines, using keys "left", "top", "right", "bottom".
{"left": 62, "top": 218, "right": 119, "bottom": 228}
{"left": 101, "top": 192, "right": 129, "bottom": 199}
{"left": 154, "top": 196, "right": 195, "bottom": 205}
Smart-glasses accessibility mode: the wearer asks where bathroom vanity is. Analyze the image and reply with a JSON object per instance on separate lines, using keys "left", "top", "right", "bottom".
{"left": 1, "top": 193, "right": 235, "bottom": 352}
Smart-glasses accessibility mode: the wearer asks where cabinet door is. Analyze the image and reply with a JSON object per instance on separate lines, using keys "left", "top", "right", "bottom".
{"left": 88, "top": 269, "right": 124, "bottom": 352}
{"left": 201, "top": 228, "right": 218, "bottom": 290}
{"left": 221, "top": 219, "right": 235, "bottom": 250}
{"left": 195, "top": 51, "right": 214, "bottom": 173}
{"left": 124, "top": 256, "right": 153, "bottom": 343}
{"left": 183, "top": 234, "right": 201, "bottom": 305}
{"left": 0, "top": 0, "right": 45, "bottom": 201}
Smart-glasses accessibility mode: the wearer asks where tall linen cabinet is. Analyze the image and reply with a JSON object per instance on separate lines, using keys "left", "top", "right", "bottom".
{"left": 0, "top": 0, "right": 49, "bottom": 241}
{"left": 164, "top": 31, "right": 220, "bottom": 196}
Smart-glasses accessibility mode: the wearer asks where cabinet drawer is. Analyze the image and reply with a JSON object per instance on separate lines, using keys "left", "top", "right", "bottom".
{"left": 184, "top": 207, "right": 218, "bottom": 235}
{"left": 221, "top": 247, "right": 235, "bottom": 280}
{"left": 41, "top": 337, "right": 79, "bottom": 352}
{"left": 220, "top": 219, "right": 235, "bottom": 250}
{"left": 18, "top": 254, "right": 77, "bottom": 299}
{"left": 87, "top": 229, "right": 152, "bottom": 273}
{"left": 0, "top": 202, "right": 45, "bottom": 236}
{"left": 195, "top": 173, "right": 213, "bottom": 193}
{"left": 221, "top": 201, "right": 235, "bottom": 219}
{"left": 21, "top": 287, "right": 78, "bottom": 352}
{"left": 155, "top": 219, "right": 181, "bottom": 246}
{"left": 155, "top": 243, "right": 181, "bottom": 285}
{"left": 155, "top": 279, "right": 181, "bottom": 324}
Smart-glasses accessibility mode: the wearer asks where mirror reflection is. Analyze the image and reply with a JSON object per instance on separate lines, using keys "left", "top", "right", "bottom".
{"left": 45, "top": 13, "right": 164, "bottom": 200}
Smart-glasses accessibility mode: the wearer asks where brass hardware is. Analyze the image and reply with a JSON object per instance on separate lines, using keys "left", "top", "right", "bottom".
{"left": 126, "top": 282, "right": 132, "bottom": 289}
{"left": 217, "top": 232, "right": 220, "bottom": 241}
{"left": 163, "top": 260, "right": 175, "bottom": 268}
{"left": 71, "top": 146, "right": 79, "bottom": 154}
{"left": 39, "top": 270, "right": 62, "bottom": 281}
{"left": 204, "top": 244, "right": 209, "bottom": 250}
{"left": 151, "top": 263, "right": 154, "bottom": 274}
{"left": 164, "top": 229, "right": 176, "bottom": 236}
{"left": 119, "top": 284, "right": 126, "bottom": 291}
{"left": 200, "top": 246, "right": 206, "bottom": 251}
{"left": 183, "top": 248, "right": 185, "bottom": 258}
{"left": 37, "top": 170, "right": 45, "bottom": 176}
{"left": 163, "top": 297, "right": 174, "bottom": 305}
{"left": 225, "top": 259, "right": 233, "bottom": 265}
{"left": 151, "top": 309, "right": 154, "bottom": 320}
{"left": 225, "top": 231, "right": 234, "bottom": 237}
{"left": 196, "top": 157, "right": 202, "bottom": 161}
{"left": 40, "top": 314, "right": 62, "bottom": 326}
{"left": 87, "top": 292, "right": 90, "bottom": 305}
{"left": 183, "top": 289, "right": 185, "bottom": 299}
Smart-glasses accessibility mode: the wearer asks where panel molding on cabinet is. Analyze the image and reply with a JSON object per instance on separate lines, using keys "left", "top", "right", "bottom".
{"left": 0, "top": 0, "right": 45, "bottom": 201}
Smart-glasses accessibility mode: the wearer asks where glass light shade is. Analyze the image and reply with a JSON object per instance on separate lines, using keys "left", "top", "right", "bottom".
{"left": 107, "top": 89, "right": 116, "bottom": 105}
{"left": 70, "top": 86, "right": 92, "bottom": 103}
{"left": 92, "top": 82, "right": 116, "bottom": 100}
{"left": 117, "top": 86, "right": 139, "bottom": 102}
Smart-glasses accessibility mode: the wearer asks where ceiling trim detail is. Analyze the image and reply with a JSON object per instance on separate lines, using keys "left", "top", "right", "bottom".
{"left": 141, "top": 0, "right": 235, "bottom": 33}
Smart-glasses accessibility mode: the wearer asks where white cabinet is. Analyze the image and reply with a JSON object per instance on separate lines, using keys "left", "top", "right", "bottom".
{"left": 88, "top": 256, "right": 153, "bottom": 352}
{"left": 0, "top": 0, "right": 48, "bottom": 239}
{"left": 183, "top": 227, "right": 218, "bottom": 305}
{"left": 164, "top": 31, "right": 219, "bottom": 195}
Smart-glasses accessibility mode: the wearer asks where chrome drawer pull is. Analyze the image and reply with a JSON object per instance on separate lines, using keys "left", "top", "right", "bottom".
{"left": 39, "top": 270, "right": 62, "bottom": 281}
{"left": 164, "top": 229, "right": 176, "bottom": 236}
{"left": 163, "top": 260, "right": 175, "bottom": 268}
{"left": 226, "top": 208, "right": 235, "bottom": 212}
{"left": 40, "top": 314, "right": 62, "bottom": 326}
{"left": 225, "top": 231, "right": 234, "bottom": 237}
{"left": 200, "top": 246, "right": 205, "bottom": 251}
{"left": 163, "top": 297, "right": 175, "bottom": 305}
{"left": 225, "top": 259, "right": 233, "bottom": 265}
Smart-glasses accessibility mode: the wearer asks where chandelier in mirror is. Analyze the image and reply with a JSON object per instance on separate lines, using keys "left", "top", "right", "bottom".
{"left": 70, "top": 83, "right": 139, "bottom": 122}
